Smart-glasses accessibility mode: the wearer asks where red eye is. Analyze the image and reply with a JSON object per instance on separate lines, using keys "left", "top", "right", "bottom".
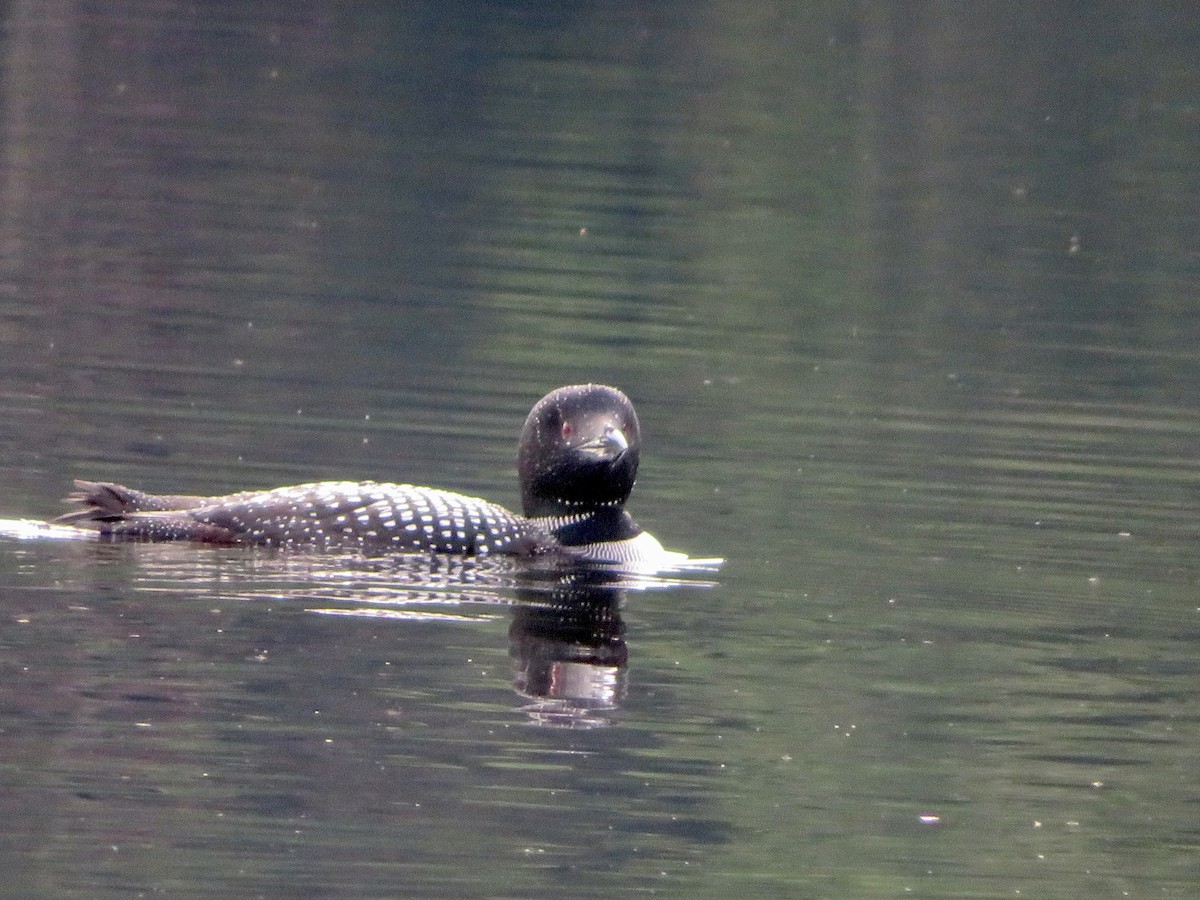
{"left": 561, "top": 422, "right": 573, "bottom": 438}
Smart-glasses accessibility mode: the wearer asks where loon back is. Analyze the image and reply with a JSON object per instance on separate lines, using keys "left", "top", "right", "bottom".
{"left": 58, "top": 479, "right": 550, "bottom": 555}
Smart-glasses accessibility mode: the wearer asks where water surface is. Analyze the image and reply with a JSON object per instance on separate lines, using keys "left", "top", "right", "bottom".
{"left": 1, "top": 2, "right": 1198, "bottom": 897}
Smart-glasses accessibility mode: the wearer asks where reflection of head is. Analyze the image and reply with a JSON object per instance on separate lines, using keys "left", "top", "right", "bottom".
{"left": 509, "top": 574, "right": 628, "bottom": 727}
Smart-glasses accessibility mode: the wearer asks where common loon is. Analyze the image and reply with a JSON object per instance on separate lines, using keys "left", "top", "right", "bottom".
{"left": 56, "top": 384, "right": 675, "bottom": 565}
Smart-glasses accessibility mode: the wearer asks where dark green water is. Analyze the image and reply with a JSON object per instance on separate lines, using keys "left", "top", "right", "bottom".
{"left": 1, "top": 2, "right": 1198, "bottom": 897}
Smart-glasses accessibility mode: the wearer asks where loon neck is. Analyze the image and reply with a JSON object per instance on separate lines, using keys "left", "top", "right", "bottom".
{"left": 537, "top": 506, "right": 643, "bottom": 547}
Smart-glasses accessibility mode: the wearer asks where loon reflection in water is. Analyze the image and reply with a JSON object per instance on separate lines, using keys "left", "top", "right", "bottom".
{"left": 509, "top": 567, "right": 630, "bottom": 728}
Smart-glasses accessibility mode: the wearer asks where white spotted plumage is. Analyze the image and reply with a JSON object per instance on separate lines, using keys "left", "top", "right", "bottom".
{"left": 167, "top": 481, "right": 538, "bottom": 555}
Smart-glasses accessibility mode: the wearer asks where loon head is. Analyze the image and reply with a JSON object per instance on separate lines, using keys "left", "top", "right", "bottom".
{"left": 518, "top": 384, "right": 641, "bottom": 518}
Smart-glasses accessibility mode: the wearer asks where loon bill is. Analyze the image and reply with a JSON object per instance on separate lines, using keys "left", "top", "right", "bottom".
{"left": 55, "top": 384, "right": 697, "bottom": 566}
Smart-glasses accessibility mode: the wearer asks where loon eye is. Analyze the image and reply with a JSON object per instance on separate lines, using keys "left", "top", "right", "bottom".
{"left": 561, "top": 422, "right": 573, "bottom": 439}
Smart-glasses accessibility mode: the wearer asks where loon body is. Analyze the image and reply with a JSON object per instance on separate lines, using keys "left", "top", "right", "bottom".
{"left": 57, "top": 384, "right": 671, "bottom": 564}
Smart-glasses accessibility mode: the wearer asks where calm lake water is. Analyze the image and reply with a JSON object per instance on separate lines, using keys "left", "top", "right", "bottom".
{"left": 1, "top": 2, "right": 1198, "bottom": 897}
